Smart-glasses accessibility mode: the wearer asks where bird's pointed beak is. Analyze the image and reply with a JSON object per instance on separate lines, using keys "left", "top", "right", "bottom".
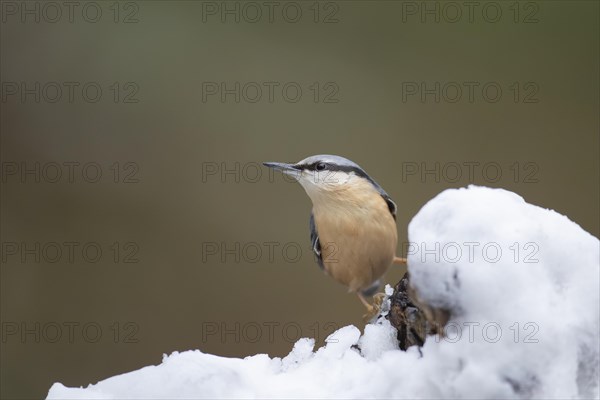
{"left": 263, "top": 162, "right": 301, "bottom": 179}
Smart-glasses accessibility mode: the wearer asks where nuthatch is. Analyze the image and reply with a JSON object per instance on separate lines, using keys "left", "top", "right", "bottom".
{"left": 264, "top": 155, "right": 406, "bottom": 315}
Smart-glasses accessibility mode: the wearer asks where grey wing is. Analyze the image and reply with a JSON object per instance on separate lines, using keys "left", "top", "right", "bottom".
{"left": 380, "top": 193, "right": 397, "bottom": 220}
{"left": 363, "top": 175, "right": 397, "bottom": 220}
{"left": 309, "top": 212, "right": 324, "bottom": 270}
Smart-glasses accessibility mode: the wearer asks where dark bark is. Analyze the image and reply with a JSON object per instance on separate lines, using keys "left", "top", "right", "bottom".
{"left": 385, "top": 272, "right": 450, "bottom": 350}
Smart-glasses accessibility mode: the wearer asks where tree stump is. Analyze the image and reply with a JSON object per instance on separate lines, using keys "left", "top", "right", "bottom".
{"left": 385, "top": 272, "right": 450, "bottom": 350}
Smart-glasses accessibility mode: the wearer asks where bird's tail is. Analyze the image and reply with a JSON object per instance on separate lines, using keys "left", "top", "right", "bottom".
{"left": 360, "top": 279, "right": 381, "bottom": 297}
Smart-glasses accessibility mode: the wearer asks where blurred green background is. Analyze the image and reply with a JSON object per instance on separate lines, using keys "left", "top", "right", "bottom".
{"left": 1, "top": 1, "right": 598, "bottom": 398}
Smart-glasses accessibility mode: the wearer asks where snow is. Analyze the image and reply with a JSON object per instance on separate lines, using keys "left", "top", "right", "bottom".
{"left": 47, "top": 186, "right": 600, "bottom": 399}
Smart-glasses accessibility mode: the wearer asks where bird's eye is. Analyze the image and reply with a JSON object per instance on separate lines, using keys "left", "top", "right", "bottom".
{"left": 315, "top": 162, "right": 327, "bottom": 171}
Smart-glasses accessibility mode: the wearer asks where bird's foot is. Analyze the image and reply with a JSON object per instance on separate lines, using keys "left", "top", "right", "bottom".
{"left": 361, "top": 293, "right": 386, "bottom": 322}
{"left": 372, "top": 292, "right": 386, "bottom": 309}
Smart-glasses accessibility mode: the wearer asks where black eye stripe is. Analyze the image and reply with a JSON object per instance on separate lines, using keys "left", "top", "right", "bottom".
{"left": 298, "top": 162, "right": 372, "bottom": 178}
{"left": 298, "top": 162, "right": 329, "bottom": 171}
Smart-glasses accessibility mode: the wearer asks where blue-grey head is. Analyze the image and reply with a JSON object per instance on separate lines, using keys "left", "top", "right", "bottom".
{"left": 263, "top": 154, "right": 396, "bottom": 219}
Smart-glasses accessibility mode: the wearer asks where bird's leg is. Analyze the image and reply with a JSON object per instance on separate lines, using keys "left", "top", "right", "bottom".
{"left": 358, "top": 292, "right": 381, "bottom": 322}
{"left": 357, "top": 292, "right": 374, "bottom": 312}
{"left": 393, "top": 256, "right": 407, "bottom": 265}
{"left": 357, "top": 256, "right": 406, "bottom": 321}
{"left": 372, "top": 292, "right": 387, "bottom": 306}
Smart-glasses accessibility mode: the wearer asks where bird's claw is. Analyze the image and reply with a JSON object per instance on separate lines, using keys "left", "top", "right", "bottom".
{"left": 362, "top": 293, "right": 386, "bottom": 322}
